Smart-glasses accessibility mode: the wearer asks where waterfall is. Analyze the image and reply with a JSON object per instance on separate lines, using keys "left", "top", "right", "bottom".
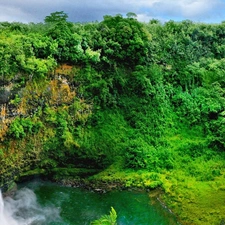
{"left": 0, "top": 188, "right": 61, "bottom": 225}
{"left": 0, "top": 190, "right": 18, "bottom": 225}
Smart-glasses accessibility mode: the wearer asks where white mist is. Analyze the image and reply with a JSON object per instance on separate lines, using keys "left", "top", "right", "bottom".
{"left": 0, "top": 188, "right": 60, "bottom": 225}
{"left": 0, "top": 190, "right": 18, "bottom": 225}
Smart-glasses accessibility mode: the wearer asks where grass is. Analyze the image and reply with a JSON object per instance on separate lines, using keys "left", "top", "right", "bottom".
{"left": 89, "top": 130, "right": 225, "bottom": 225}
{"left": 163, "top": 171, "right": 225, "bottom": 225}
{"left": 90, "top": 162, "right": 225, "bottom": 225}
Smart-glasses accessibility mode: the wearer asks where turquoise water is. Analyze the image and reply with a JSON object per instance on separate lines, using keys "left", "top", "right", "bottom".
{"left": 14, "top": 179, "right": 178, "bottom": 225}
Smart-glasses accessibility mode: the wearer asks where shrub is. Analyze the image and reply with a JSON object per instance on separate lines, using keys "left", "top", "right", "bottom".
{"left": 124, "top": 138, "right": 174, "bottom": 171}
{"left": 8, "top": 117, "right": 42, "bottom": 139}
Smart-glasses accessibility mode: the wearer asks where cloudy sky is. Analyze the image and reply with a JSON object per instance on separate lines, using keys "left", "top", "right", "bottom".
{"left": 0, "top": 0, "right": 225, "bottom": 24}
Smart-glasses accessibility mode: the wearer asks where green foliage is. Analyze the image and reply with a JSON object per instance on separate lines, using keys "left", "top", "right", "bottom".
{"left": 23, "top": 56, "right": 56, "bottom": 79}
{"left": 42, "top": 108, "right": 79, "bottom": 167}
{"left": 126, "top": 12, "right": 137, "bottom": 19}
{"left": 44, "top": 11, "right": 68, "bottom": 24}
{"left": 209, "top": 111, "right": 225, "bottom": 151}
{"left": 44, "top": 15, "right": 88, "bottom": 63}
{"left": 2, "top": 13, "right": 225, "bottom": 225}
{"left": 10, "top": 94, "right": 21, "bottom": 106}
{"left": 124, "top": 138, "right": 174, "bottom": 171}
{"left": 8, "top": 117, "right": 43, "bottom": 139}
{"left": 0, "top": 149, "right": 4, "bottom": 158}
{"left": 184, "top": 159, "right": 222, "bottom": 181}
{"left": 91, "top": 207, "right": 117, "bottom": 225}
{"left": 93, "top": 14, "right": 151, "bottom": 68}
{"left": 85, "top": 47, "right": 101, "bottom": 63}
{"left": 76, "top": 65, "right": 115, "bottom": 107}
{"left": 178, "top": 141, "right": 211, "bottom": 159}
{"left": 23, "top": 33, "right": 58, "bottom": 58}
{"left": 76, "top": 110, "right": 130, "bottom": 168}
{"left": 124, "top": 138, "right": 153, "bottom": 169}
{"left": 0, "top": 36, "right": 24, "bottom": 80}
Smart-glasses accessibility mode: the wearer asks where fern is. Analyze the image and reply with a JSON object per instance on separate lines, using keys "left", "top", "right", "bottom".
{"left": 91, "top": 207, "right": 117, "bottom": 225}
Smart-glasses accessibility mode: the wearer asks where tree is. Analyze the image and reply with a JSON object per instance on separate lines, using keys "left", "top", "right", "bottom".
{"left": 93, "top": 15, "right": 151, "bottom": 68}
{"left": 44, "top": 11, "right": 68, "bottom": 24}
{"left": 126, "top": 12, "right": 137, "bottom": 19}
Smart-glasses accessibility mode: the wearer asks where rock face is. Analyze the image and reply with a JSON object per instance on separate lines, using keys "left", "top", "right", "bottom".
{"left": 0, "top": 89, "right": 10, "bottom": 104}
{"left": 0, "top": 64, "right": 92, "bottom": 190}
{"left": 0, "top": 82, "right": 14, "bottom": 104}
{"left": 0, "top": 82, "right": 20, "bottom": 123}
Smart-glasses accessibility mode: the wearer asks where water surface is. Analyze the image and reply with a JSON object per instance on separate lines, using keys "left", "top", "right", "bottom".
{"left": 8, "top": 179, "right": 178, "bottom": 225}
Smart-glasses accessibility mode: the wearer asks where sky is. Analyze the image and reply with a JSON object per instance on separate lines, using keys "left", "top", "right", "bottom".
{"left": 0, "top": 0, "right": 225, "bottom": 24}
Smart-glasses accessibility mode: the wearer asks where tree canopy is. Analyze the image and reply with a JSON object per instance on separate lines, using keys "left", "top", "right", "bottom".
{"left": 0, "top": 12, "right": 225, "bottom": 225}
{"left": 44, "top": 11, "right": 68, "bottom": 24}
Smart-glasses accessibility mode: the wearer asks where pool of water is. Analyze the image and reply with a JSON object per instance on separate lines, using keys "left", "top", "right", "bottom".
{"left": 3, "top": 179, "right": 178, "bottom": 225}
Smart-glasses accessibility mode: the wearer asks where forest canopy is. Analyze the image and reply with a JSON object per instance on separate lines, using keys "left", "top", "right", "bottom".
{"left": 0, "top": 11, "right": 225, "bottom": 225}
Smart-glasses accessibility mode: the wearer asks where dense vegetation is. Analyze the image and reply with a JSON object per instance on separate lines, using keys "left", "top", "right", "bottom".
{"left": 0, "top": 11, "right": 225, "bottom": 224}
